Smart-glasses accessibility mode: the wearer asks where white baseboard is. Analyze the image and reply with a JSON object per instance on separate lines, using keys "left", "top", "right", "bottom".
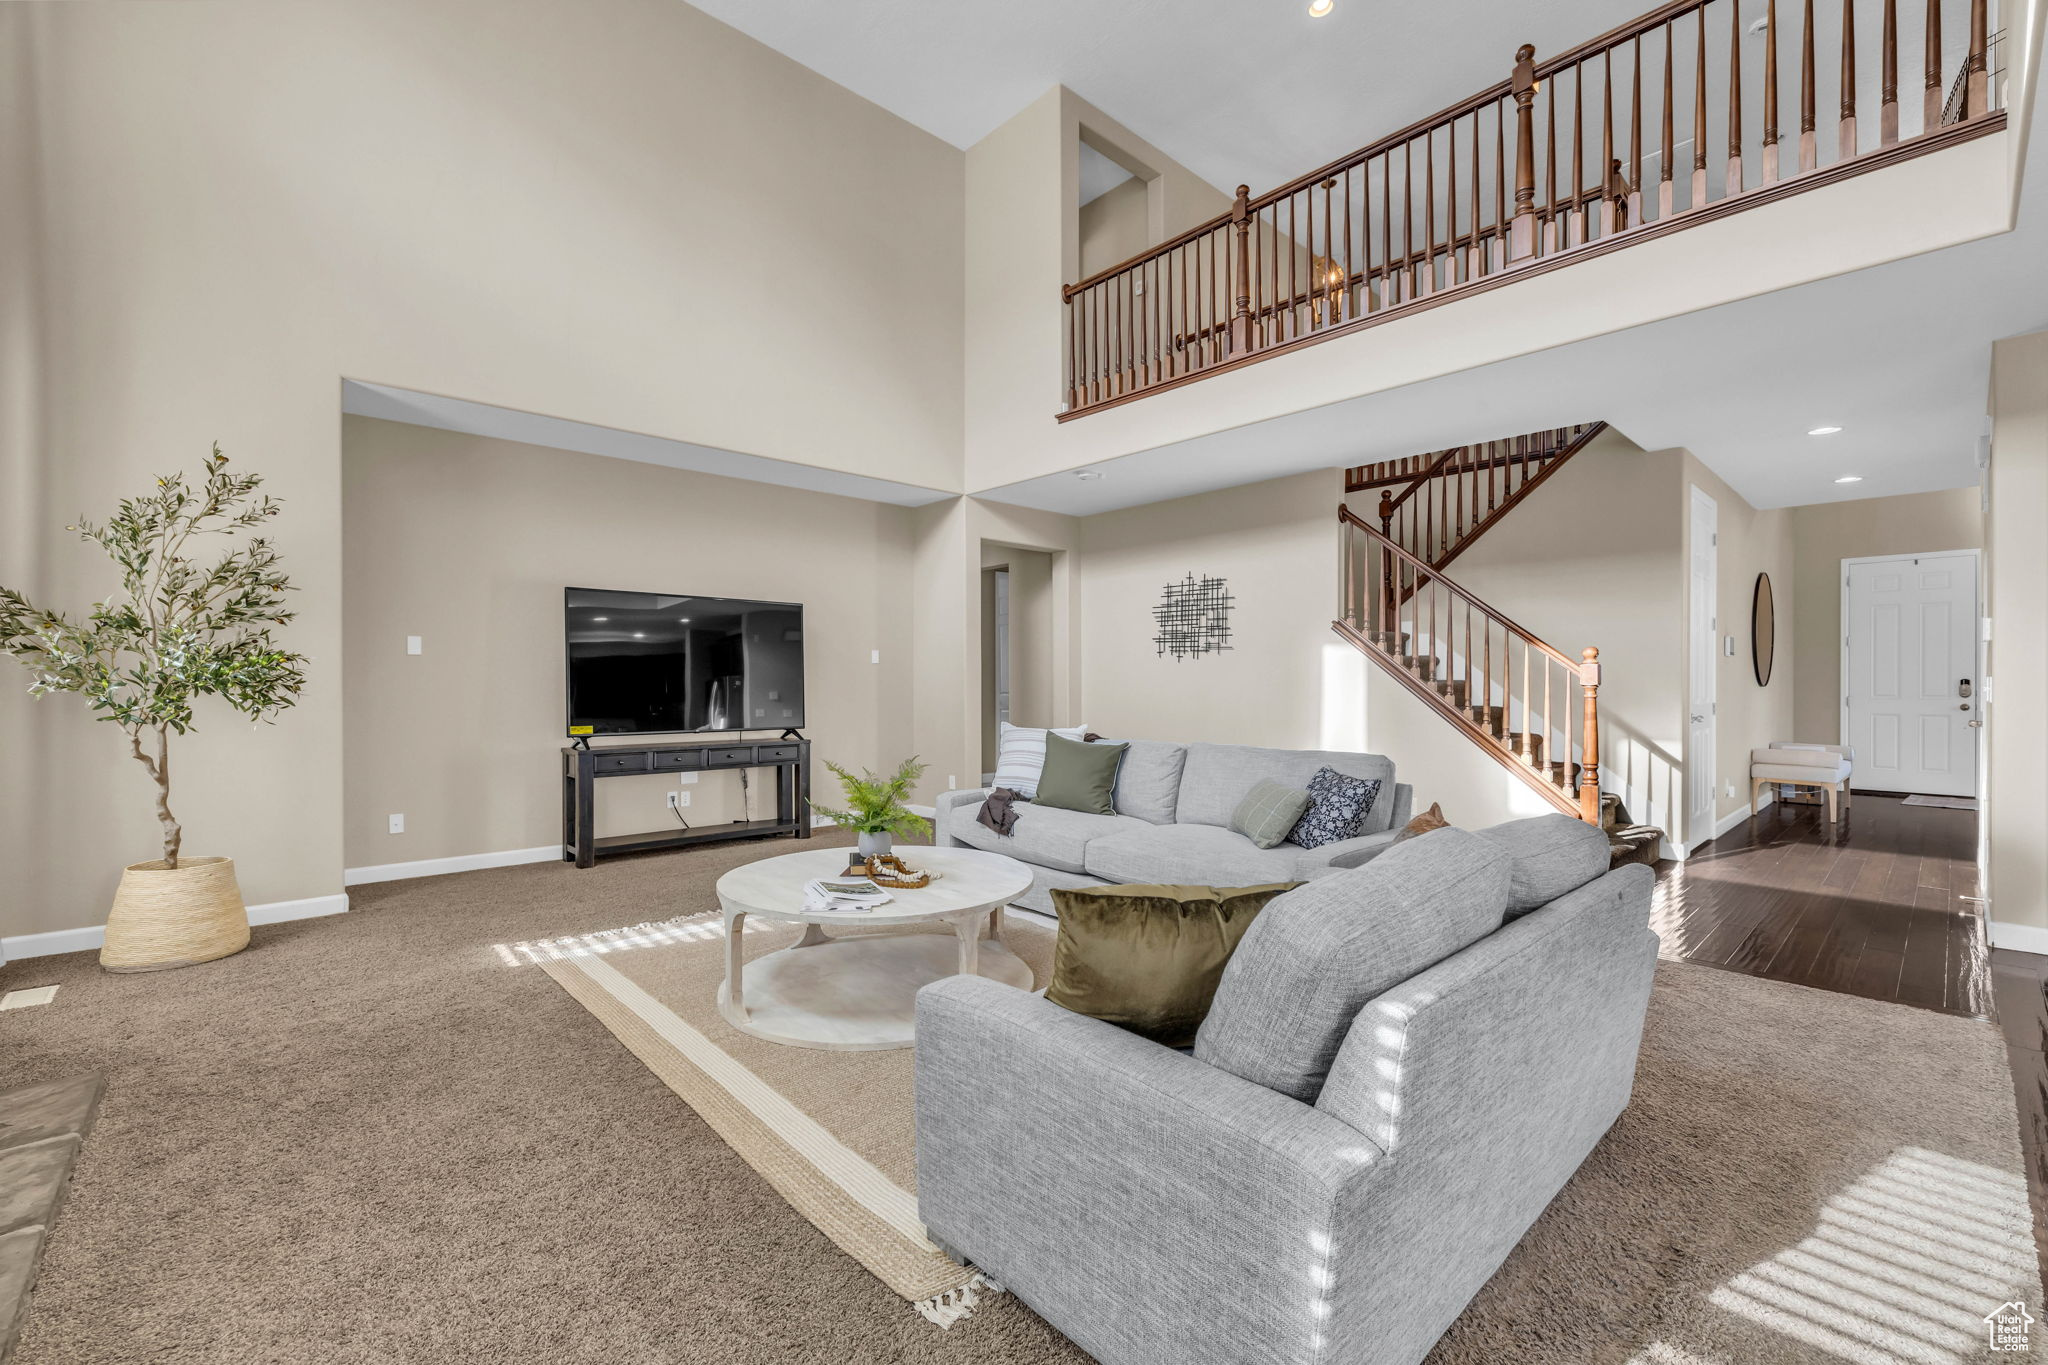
{"left": 1, "top": 892, "right": 349, "bottom": 962}
{"left": 344, "top": 845, "right": 559, "bottom": 886}
{"left": 1989, "top": 920, "right": 2048, "bottom": 955}
{"left": 0, "top": 925, "right": 105, "bottom": 961}
{"left": 1667, "top": 791, "right": 1783, "bottom": 859}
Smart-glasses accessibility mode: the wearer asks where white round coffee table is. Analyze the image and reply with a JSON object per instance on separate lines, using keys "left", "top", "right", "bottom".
{"left": 713, "top": 845, "right": 1034, "bottom": 1050}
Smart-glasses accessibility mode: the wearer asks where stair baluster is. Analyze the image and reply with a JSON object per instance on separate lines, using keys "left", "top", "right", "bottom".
{"left": 1334, "top": 506, "right": 1606, "bottom": 823}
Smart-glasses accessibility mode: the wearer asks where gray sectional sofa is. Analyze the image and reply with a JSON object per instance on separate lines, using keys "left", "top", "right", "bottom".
{"left": 934, "top": 740, "right": 1416, "bottom": 913}
{"left": 914, "top": 815, "right": 1658, "bottom": 1365}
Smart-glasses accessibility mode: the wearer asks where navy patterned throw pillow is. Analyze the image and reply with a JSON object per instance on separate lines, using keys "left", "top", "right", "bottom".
{"left": 1288, "top": 767, "right": 1383, "bottom": 849}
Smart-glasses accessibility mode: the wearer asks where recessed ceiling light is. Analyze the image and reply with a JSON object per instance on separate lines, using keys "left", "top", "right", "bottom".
{"left": 1075, "top": 469, "right": 1104, "bottom": 481}
{"left": 1834, "top": 475, "right": 1863, "bottom": 483}
{"left": 1807, "top": 425, "right": 1843, "bottom": 436}
{"left": 1308, "top": 0, "right": 1333, "bottom": 15}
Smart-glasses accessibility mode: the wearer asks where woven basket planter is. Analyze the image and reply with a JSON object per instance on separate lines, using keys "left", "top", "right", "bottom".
{"left": 101, "top": 856, "right": 250, "bottom": 973}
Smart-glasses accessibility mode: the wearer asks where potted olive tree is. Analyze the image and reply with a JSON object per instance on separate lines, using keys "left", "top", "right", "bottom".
{"left": 0, "top": 447, "right": 308, "bottom": 971}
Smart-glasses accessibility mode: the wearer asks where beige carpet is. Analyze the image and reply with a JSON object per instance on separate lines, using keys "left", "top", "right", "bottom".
{"left": 2, "top": 827, "right": 2040, "bottom": 1364}
{"left": 529, "top": 911, "right": 1062, "bottom": 1323}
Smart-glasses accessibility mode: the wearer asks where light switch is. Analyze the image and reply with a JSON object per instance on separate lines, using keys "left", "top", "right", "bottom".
{"left": 871, "top": 650, "right": 881, "bottom": 664}
{"left": 406, "top": 636, "right": 422, "bottom": 655}
{"left": 389, "top": 813, "right": 405, "bottom": 834}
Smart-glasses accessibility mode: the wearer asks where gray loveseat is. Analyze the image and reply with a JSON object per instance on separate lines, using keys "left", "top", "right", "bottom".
{"left": 914, "top": 816, "right": 1658, "bottom": 1365}
{"left": 933, "top": 741, "right": 1415, "bottom": 913}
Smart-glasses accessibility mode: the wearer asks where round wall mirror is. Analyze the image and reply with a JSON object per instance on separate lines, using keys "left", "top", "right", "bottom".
{"left": 1752, "top": 572, "right": 1776, "bottom": 686}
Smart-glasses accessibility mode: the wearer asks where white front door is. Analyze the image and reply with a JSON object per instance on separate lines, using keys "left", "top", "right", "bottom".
{"left": 1845, "top": 552, "right": 1979, "bottom": 797}
{"left": 1687, "top": 487, "right": 1718, "bottom": 841}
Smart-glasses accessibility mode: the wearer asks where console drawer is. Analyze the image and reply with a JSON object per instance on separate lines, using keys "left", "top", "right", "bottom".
{"left": 594, "top": 750, "right": 651, "bottom": 774}
{"left": 756, "top": 743, "right": 801, "bottom": 762}
{"left": 652, "top": 749, "right": 702, "bottom": 771}
{"left": 706, "top": 746, "right": 756, "bottom": 768}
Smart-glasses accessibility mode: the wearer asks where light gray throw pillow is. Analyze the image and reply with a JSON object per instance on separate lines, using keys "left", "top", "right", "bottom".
{"left": 1472, "top": 814, "right": 1612, "bottom": 915}
{"left": 1193, "top": 827, "right": 1513, "bottom": 1102}
{"left": 1229, "top": 779, "right": 1312, "bottom": 850}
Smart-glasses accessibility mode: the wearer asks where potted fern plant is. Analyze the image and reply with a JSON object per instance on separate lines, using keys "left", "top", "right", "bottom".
{"left": 0, "top": 446, "right": 309, "bottom": 972}
{"left": 810, "top": 756, "right": 933, "bottom": 857}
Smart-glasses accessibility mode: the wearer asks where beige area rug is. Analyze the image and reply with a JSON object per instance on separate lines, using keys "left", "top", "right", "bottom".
{"left": 531, "top": 910, "right": 2046, "bottom": 1363}
{"left": 524, "top": 911, "right": 1060, "bottom": 1328}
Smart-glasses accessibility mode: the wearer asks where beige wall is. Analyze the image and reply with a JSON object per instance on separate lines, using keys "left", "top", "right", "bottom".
{"left": 1078, "top": 470, "right": 1342, "bottom": 749}
{"left": 340, "top": 417, "right": 918, "bottom": 868}
{"left": 1683, "top": 456, "right": 1799, "bottom": 835}
{"left": 1788, "top": 488, "right": 1984, "bottom": 742}
{"left": 1987, "top": 330, "right": 2048, "bottom": 940}
{"left": 964, "top": 86, "right": 1232, "bottom": 488}
{"left": 3, "top": 0, "right": 964, "bottom": 939}
{"left": 1079, "top": 178, "right": 1149, "bottom": 280}
{"left": 0, "top": 11, "right": 48, "bottom": 947}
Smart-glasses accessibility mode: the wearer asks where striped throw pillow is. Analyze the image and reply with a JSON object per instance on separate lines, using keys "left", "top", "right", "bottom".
{"left": 993, "top": 722, "right": 1088, "bottom": 799}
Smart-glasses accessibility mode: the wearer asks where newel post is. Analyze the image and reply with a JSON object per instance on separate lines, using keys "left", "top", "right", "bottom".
{"left": 1578, "top": 646, "right": 1602, "bottom": 824}
{"left": 1229, "top": 185, "right": 1254, "bottom": 354}
{"left": 1509, "top": 44, "right": 1539, "bottom": 262}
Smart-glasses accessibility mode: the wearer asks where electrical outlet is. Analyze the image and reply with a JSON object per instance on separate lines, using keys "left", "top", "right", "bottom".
{"left": 669, "top": 791, "right": 691, "bottom": 809}
{"left": 1724, "top": 781, "right": 1735, "bottom": 799}
{"left": 678, "top": 771, "right": 699, "bottom": 785}
{"left": 871, "top": 650, "right": 881, "bottom": 664}
{"left": 949, "top": 775, "right": 958, "bottom": 789}
{"left": 388, "top": 813, "right": 405, "bottom": 834}
{"left": 406, "top": 635, "right": 422, "bottom": 655}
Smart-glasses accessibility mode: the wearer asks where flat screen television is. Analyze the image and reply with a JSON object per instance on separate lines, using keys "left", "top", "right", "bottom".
{"left": 565, "top": 587, "right": 804, "bottom": 737}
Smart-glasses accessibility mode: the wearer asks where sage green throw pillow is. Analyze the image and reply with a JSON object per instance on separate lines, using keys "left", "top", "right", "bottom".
{"left": 1230, "top": 779, "right": 1312, "bottom": 849}
{"left": 1046, "top": 883, "right": 1301, "bottom": 1047}
{"left": 1034, "top": 733, "right": 1128, "bottom": 816}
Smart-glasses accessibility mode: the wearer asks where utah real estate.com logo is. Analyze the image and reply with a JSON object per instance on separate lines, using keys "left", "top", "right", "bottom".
{"left": 1986, "top": 1301, "right": 2035, "bottom": 1352}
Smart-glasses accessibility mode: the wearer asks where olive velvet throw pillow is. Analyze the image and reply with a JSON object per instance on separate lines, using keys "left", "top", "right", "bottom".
{"left": 1034, "top": 732, "right": 1129, "bottom": 816}
{"left": 1046, "top": 883, "right": 1301, "bottom": 1047}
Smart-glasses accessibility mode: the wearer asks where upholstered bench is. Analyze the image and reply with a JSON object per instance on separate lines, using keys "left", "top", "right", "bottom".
{"left": 1751, "top": 742, "right": 1854, "bottom": 822}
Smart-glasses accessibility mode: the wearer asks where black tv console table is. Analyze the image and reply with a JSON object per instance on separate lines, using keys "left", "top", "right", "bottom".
{"left": 561, "top": 736, "right": 811, "bottom": 869}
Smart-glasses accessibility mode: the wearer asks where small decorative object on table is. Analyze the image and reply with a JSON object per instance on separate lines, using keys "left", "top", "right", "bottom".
{"left": 810, "top": 755, "right": 933, "bottom": 859}
{"left": 860, "top": 853, "right": 939, "bottom": 889}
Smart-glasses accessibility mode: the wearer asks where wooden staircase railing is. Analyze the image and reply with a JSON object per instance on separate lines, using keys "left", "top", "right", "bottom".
{"left": 1349, "top": 422, "right": 1607, "bottom": 575}
{"left": 1061, "top": 0, "right": 2004, "bottom": 420}
{"left": 1335, "top": 506, "right": 1603, "bottom": 823}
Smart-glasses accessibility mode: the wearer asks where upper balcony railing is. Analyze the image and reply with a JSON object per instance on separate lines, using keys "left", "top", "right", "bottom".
{"left": 1059, "top": 0, "right": 2007, "bottom": 420}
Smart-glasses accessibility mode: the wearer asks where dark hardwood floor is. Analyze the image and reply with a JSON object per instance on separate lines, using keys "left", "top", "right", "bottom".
{"left": 1652, "top": 792, "right": 1989, "bottom": 1016}
{"left": 1655, "top": 793, "right": 2048, "bottom": 1292}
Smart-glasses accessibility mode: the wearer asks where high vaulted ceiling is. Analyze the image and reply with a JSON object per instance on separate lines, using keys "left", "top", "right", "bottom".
{"left": 687, "top": 0, "right": 1651, "bottom": 193}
